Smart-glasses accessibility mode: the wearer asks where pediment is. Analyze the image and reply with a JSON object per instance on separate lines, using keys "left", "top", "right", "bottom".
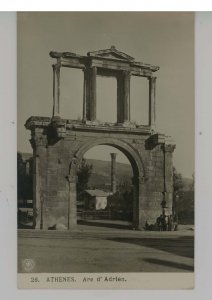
{"left": 87, "top": 46, "right": 135, "bottom": 62}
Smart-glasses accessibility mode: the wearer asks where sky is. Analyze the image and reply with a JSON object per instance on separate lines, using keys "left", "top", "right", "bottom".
{"left": 17, "top": 12, "right": 194, "bottom": 178}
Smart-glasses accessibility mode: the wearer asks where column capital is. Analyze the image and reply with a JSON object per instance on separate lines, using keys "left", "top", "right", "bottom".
{"left": 122, "top": 70, "right": 131, "bottom": 80}
{"left": 110, "top": 153, "right": 117, "bottom": 159}
{"left": 85, "top": 66, "right": 97, "bottom": 72}
{"left": 52, "top": 63, "right": 61, "bottom": 70}
{"left": 148, "top": 76, "right": 157, "bottom": 81}
{"left": 163, "top": 144, "right": 176, "bottom": 153}
{"left": 30, "top": 135, "right": 48, "bottom": 149}
{"left": 123, "top": 69, "right": 131, "bottom": 75}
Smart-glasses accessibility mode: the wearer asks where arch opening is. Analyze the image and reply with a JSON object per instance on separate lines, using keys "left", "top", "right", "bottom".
{"left": 74, "top": 141, "right": 143, "bottom": 229}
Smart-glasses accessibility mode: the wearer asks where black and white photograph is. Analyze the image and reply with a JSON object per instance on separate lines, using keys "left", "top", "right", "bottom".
{"left": 17, "top": 12, "right": 194, "bottom": 288}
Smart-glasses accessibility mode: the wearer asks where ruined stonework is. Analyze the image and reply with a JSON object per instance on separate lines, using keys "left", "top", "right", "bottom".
{"left": 25, "top": 46, "right": 175, "bottom": 230}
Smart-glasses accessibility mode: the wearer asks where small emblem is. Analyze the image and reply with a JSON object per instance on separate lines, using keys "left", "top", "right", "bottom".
{"left": 22, "top": 258, "right": 35, "bottom": 272}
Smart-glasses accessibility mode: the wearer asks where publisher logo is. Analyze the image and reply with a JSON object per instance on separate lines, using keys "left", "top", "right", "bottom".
{"left": 22, "top": 258, "right": 35, "bottom": 272}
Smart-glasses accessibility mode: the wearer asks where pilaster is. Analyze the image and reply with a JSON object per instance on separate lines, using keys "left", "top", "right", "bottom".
{"left": 148, "top": 76, "right": 157, "bottom": 129}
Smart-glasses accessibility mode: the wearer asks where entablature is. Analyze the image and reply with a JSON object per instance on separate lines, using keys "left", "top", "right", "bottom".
{"left": 25, "top": 116, "right": 152, "bottom": 135}
{"left": 50, "top": 46, "right": 159, "bottom": 77}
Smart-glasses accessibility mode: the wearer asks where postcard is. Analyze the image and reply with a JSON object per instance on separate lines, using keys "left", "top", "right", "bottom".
{"left": 17, "top": 12, "right": 194, "bottom": 289}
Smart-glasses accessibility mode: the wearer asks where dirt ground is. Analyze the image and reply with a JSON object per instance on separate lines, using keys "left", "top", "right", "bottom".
{"left": 18, "top": 223, "right": 194, "bottom": 273}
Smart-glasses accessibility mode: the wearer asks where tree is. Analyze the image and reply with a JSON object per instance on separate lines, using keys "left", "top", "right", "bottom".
{"left": 189, "top": 172, "right": 195, "bottom": 191}
{"left": 17, "top": 152, "right": 33, "bottom": 203}
{"left": 118, "top": 178, "right": 132, "bottom": 195}
{"left": 173, "top": 166, "right": 183, "bottom": 195}
{"left": 172, "top": 167, "right": 183, "bottom": 224}
{"left": 77, "top": 158, "right": 93, "bottom": 196}
{"left": 173, "top": 167, "right": 194, "bottom": 225}
{"left": 17, "top": 152, "right": 25, "bottom": 201}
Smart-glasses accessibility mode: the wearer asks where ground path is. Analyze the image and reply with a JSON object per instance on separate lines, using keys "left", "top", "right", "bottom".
{"left": 18, "top": 224, "right": 194, "bottom": 273}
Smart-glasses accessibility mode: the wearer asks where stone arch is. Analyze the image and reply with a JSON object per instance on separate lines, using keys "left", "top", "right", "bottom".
{"left": 72, "top": 137, "right": 146, "bottom": 228}
{"left": 73, "top": 137, "right": 146, "bottom": 180}
{"left": 25, "top": 46, "right": 177, "bottom": 231}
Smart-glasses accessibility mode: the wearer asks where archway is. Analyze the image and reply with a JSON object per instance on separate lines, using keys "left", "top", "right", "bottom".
{"left": 25, "top": 47, "right": 176, "bottom": 231}
{"left": 76, "top": 145, "right": 133, "bottom": 228}
{"left": 73, "top": 137, "right": 145, "bottom": 229}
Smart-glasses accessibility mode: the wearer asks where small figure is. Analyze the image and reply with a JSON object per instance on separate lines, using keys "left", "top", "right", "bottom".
{"left": 168, "top": 214, "right": 173, "bottom": 231}
{"left": 69, "top": 156, "right": 77, "bottom": 179}
{"left": 161, "top": 199, "right": 168, "bottom": 216}
{"left": 156, "top": 215, "right": 162, "bottom": 231}
{"left": 165, "top": 215, "right": 169, "bottom": 231}
{"left": 160, "top": 214, "right": 167, "bottom": 231}
{"left": 145, "top": 221, "right": 149, "bottom": 230}
{"left": 161, "top": 199, "right": 167, "bottom": 208}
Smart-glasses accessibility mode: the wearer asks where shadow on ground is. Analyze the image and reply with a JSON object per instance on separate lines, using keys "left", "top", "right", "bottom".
{"left": 77, "top": 220, "right": 132, "bottom": 230}
{"left": 143, "top": 258, "right": 194, "bottom": 271}
{"left": 106, "top": 236, "right": 194, "bottom": 259}
{"left": 18, "top": 223, "right": 33, "bottom": 229}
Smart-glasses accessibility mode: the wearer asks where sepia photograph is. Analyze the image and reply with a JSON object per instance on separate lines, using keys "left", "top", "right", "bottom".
{"left": 17, "top": 12, "right": 194, "bottom": 288}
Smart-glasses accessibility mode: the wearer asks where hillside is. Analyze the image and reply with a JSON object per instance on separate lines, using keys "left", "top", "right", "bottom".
{"left": 18, "top": 152, "right": 193, "bottom": 190}
{"left": 86, "top": 158, "right": 192, "bottom": 191}
{"left": 181, "top": 177, "right": 193, "bottom": 191}
{"left": 86, "top": 159, "right": 133, "bottom": 188}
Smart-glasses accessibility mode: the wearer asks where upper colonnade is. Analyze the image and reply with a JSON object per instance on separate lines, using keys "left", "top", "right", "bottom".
{"left": 50, "top": 46, "right": 159, "bottom": 128}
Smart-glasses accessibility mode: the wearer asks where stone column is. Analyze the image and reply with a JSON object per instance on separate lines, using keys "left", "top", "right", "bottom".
{"left": 148, "top": 76, "right": 156, "bottom": 128}
{"left": 82, "top": 69, "right": 86, "bottom": 122}
{"left": 85, "top": 67, "right": 97, "bottom": 121}
{"left": 131, "top": 176, "right": 139, "bottom": 229}
{"left": 117, "top": 71, "right": 131, "bottom": 123}
{"left": 162, "top": 144, "right": 176, "bottom": 216}
{"left": 90, "top": 66, "right": 97, "bottom": 121}
{"left": 162, "top": 144, "right": 167, "bottom": 215}
{"left": 110, "top": 153, "right": 117, "bottom": 193}
{"left": 30, "top": 128, "right": 47, "bottom": 229}
{"left": 32, "top": 151, "right": 40, "bottom": 229}
{"left": 52, "top": 64, "right": 61, "bottom": 118}
{"left": 66, "top": 156, "right": 78, "bottom": 229}
{"left": 85, "top": 68, "right": 90, "bottom": 120}
{"left": 117, "top": 74, "right": 123, "bottom": 123}
{"left": 66, "top": 175, "right": 77, "bottom": 229}
{"left": 123, "top": 71, "right": 131, "bottom": 122}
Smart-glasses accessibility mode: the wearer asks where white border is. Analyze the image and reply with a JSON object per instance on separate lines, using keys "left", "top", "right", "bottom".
{"left": 17, "top": 273, "right": 194, "bottom": 289}
{"left": 1, "top": 9, "right": 212, "bottom": 300}
{"left": 0, "top": 1, "right": 212, "bottom": 11}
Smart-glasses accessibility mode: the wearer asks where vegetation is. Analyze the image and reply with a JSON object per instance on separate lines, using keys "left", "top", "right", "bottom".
{"left": 173, "top": 166, "right": 184, "bottom": 194}
{"left": 77, "top": 158, "right": 93, "bottom": 197}
{"left": 17, "top": 152, "right": 33, "bottom": 204}
{"left": 107, "top": 180, "right": 133, "bottom": 221}
{"left": 173, "top": 167, "right": 194, "bottom": 224}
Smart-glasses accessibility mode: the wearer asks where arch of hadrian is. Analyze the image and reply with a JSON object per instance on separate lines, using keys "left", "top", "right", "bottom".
{"left": 25, "top": 46, "right": 175, "bottom": 230}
